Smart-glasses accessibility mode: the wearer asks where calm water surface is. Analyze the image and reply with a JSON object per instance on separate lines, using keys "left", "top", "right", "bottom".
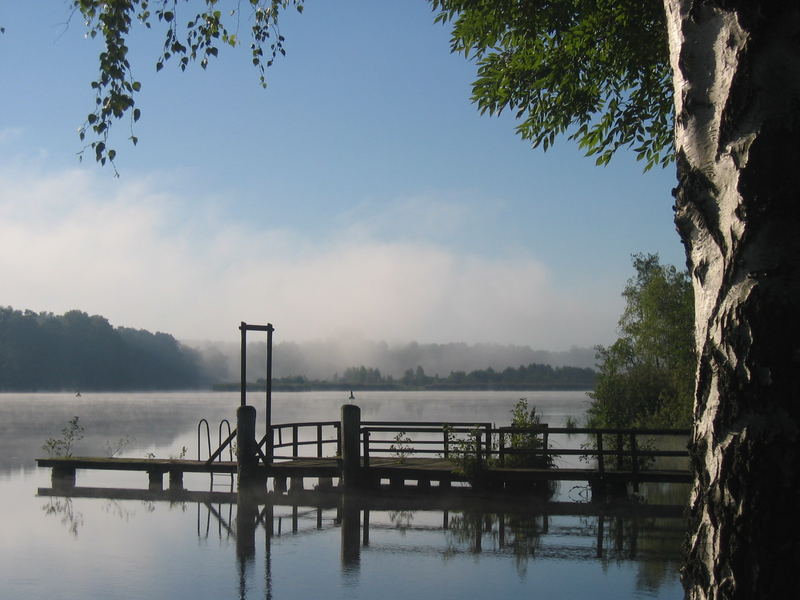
{"left": 0, "top": 391, "right": 686, "bottom": 599}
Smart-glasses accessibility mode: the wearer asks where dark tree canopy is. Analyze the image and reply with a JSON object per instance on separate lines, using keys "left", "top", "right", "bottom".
{"left": 0, "top": 306, "right": 206, "bottom": 390}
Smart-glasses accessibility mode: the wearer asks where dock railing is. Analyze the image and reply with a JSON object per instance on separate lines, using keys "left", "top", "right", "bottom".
{"left": 204, "top": 415, "right": 689, "bottom": 477}
{"left": 360, "top": 421, "right": 493, "bottom": 468}
{"left": 263, "top": 421, "right": 342, "bottom": 460}
{"left": 360, "top": 423, "right": 690, "bottom": 474}
{"left": 494, "top": 426, "right": 690, "bottom": 471}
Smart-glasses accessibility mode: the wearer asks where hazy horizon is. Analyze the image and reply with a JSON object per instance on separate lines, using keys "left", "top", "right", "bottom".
{"left": 188, "top": 337, "right": 598, "bottom": 382}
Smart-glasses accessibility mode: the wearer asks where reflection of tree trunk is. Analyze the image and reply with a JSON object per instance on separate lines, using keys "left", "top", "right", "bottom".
{"left": 664, "top": 2, "right": 800, "bottom": 597}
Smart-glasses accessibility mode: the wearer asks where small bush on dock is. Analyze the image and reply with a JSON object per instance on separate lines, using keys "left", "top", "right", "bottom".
{"left": 504, "top": 398, "right": 554, "bottom": 470}
{"left": 42, "top": 416, "right": 85, "bottom": 457}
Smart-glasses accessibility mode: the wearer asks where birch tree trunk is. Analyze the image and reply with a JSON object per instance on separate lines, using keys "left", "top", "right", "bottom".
{"left": 663, "top": 1, "right": 800, "bottom": 597}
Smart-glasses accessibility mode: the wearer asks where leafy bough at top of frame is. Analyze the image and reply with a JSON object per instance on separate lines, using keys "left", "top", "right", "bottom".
{"left": 72, "top": 0, "right": 305, "bottom": 173}
{"left": 72, "top": 0, "right": 674, "bottom": 173}
{"left": 430, "top": 0, "right": 675, "bottom": 171}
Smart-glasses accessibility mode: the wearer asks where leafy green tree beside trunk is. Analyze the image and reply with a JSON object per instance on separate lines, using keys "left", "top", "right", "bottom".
{"left": 588, "top": 254, "right": 694, "bottom": 429}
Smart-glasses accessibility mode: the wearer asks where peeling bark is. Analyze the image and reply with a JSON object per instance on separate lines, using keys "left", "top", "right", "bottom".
{"left": 663, "top": 1, "right": 800, "bottom": 598}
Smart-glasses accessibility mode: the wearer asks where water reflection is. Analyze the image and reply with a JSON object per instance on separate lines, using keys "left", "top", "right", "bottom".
{"left": 42, "top": 497, "right": 84, "bottom": 537}
{"left": 37, "top": 484, "right": 685, "bottom": 599}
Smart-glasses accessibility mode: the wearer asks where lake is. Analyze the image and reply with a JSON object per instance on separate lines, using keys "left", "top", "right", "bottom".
{"left": 0, "top": 390, "right": 687, "bottom": 599}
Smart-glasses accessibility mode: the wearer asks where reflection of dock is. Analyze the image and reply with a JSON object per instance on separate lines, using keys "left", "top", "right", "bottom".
{"left": 37, "top": 483, "right": 687, "bottom": 590}
{"left": 36, "top": 485, "right": 686, "bottom": 518}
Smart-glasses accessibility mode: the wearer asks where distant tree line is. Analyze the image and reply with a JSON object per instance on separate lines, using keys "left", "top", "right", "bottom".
{"left": 0, "top": 307, "right": 206, "bottom": 391}
{"left": 192, "top": 338, "right": 597, "bottom": 383}
{"left": 1, "top": 305, "right": 596, "bottom": 393}
{"left": 219, "top": 361, "right": 596, "bottom": 391}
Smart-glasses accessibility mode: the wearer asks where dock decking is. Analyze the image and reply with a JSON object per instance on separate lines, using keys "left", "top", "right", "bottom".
{"left": 37, "top": 453, "right": 691, "bottom": 494}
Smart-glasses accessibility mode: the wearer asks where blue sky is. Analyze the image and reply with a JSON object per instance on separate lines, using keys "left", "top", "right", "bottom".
{"left": 0, "top": 1, "right": 683, "bottom": 349}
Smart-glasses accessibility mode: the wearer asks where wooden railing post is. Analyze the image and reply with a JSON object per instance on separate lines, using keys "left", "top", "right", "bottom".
{"left": 443, "top": 427, "right": 450, "bottom": 459}
{"left": 499, "top": 431, "right": 506, "bottom": 467}
{"left": 317, "top": 424, "right": 323, "bottom": 458}
{"left": 362, "top": 430, "right": 370, "bottom": 469}
{"left": 484, "top": 424, "right": 492, "bottom": 465}
{"left": 629, "top": 433, "right": 639, "bottom": 493}
{"left": 474, "top": 428, "right": 483, "bottom": 469}
{"left": 292, "top": 425, "right": 299, "bottom": 458}
{"left": 542, "top": 424, "right": 549, "bottom": 465}
{"left": 596, "top": 432, "right": 605, "bottom": 475}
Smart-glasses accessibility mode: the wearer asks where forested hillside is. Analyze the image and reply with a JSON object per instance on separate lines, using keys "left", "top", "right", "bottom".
{"left": 1, "top": 306, "right": 596, "bottom": 392}
{"left": 0, "top": 307, "right": 205, "bottom": 391}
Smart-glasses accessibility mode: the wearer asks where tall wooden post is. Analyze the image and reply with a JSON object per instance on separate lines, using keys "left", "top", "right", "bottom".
{"left": 341, "top": 404, "right": 361, "bottom": 489}
{"left": 239, "top": 321, "right": 274, "bottom": 464}
{"left": 240, "top": 322, "right": 247, "bottom": 408}
{"left": 265, "top": 323, "right": 274, "bottom": 464}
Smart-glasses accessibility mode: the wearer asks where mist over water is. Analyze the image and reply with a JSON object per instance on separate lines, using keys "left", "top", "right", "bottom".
{"left": 189, "top": 338, "right": 597, "bottom": 382}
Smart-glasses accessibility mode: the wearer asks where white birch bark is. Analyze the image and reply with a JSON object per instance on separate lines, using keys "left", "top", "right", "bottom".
{"left": 663, "top": 1, "right": 800, "bottom": 598}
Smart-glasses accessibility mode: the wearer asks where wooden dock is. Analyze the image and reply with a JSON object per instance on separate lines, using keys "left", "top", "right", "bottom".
{"left": 37, "top": 453, "right": 690, "bottom": 495}
{"left": 37, "top": 399, "right": 691, "bottom": 500}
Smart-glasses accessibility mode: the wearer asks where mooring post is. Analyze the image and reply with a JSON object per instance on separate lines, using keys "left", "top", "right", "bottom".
{"left": 341, "top": 404, "right": 362, "bottom": 489}
{"left": 237, "top": 405, "right": 263, "bottom": 491}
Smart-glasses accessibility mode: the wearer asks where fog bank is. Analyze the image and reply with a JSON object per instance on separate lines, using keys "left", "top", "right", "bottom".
{"left": 188, "top": 338, "right": 597, "bottom": 383}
